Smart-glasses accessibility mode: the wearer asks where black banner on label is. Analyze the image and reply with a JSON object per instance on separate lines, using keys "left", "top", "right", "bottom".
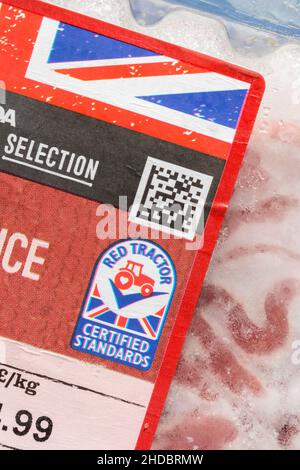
{"left": 0, "top": 91, "right": 224, "bottom": 220}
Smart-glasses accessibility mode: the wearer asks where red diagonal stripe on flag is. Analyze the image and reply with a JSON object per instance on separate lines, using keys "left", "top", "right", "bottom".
{"left": 88, "top": 307, "right": 109, "bottom": 318}
{"left": 55, "top": 61, "right": 207, "bottom": 81}
{"left": 92, "top": 284, "right": 101, "bottom": 298}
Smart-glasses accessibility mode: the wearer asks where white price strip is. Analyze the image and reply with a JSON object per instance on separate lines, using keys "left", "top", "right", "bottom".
{"left": 0, "top": 338, "right": 153, "bottom": 450}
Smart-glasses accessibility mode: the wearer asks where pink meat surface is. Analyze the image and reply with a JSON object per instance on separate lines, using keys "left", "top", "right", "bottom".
{"left": 154, "top": 123, "right": 300, "bottom": 450}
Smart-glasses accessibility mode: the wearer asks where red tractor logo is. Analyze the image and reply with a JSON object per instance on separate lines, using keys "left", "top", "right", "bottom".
{"left": 114, "top": 261, "right": 155, "bottom": 297}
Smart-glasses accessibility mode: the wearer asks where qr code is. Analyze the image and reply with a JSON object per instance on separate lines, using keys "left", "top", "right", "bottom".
{"left": 129, "top": 157, "right": 213, "bottom": 240}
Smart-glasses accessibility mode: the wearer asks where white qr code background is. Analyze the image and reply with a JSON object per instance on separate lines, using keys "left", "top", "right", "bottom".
{"left": 129, "top": 157, "right": 213, "bottom": 240}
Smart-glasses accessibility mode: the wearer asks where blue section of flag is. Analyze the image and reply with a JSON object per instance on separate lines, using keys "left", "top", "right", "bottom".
{"left": 48, "top": 22, "right": 158, "bottom": 63}
{"left": 87, "top": 296, "right": 103, "bottom": 311}
{"left": 137, "top": 89, "right": 248, "bottom": 129}
{"left": 95, "top": 311, "right": 116, "bottom": 323}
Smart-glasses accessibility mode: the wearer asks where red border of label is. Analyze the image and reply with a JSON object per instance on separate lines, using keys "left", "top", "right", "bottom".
{"left": 0, "top": 0, "right": 265, "bottom": 450}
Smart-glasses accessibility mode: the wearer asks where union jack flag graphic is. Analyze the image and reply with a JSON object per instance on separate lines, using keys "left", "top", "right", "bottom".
{"left": 83, "top": 282, "right": 165, "bottom": 340}
{"left": 26, "top": 19, "right": 250, "bottom": 144}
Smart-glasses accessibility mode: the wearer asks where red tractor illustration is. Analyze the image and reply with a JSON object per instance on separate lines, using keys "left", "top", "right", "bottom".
{"left": 114, "top": 261, "right": 154, "bottom": 297}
